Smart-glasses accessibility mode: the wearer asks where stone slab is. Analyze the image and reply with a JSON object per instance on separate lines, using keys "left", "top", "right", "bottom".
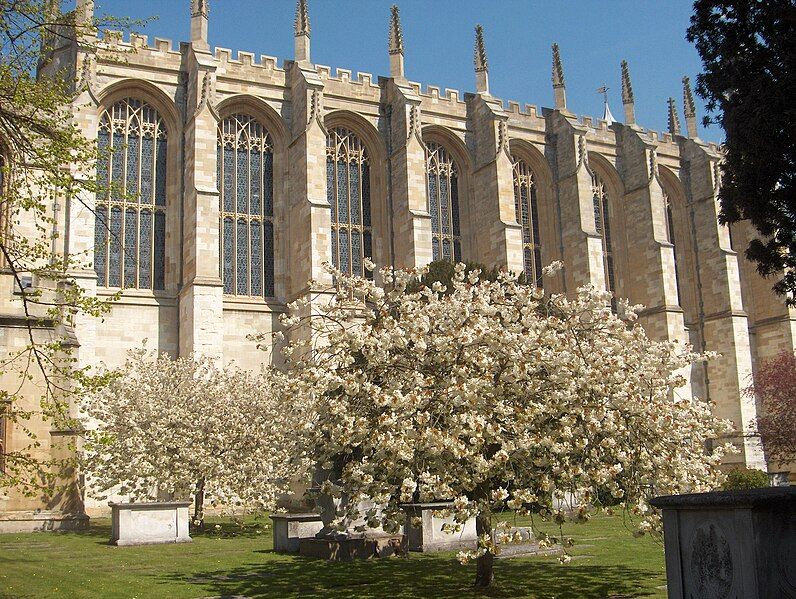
{"left": 269, "top": 512, "right": 323, "bottom": 553}
{"left": 298, "top": 533, "right": 407, "bottom": 561}
{"left": 0, "top": 511, "right": 89, "bottom": 534}
{"left": 109, "top": 501, "right": 192, "bottom": 546}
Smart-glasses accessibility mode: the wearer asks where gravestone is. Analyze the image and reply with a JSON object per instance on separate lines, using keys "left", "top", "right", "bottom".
{"left": 651, "top": 487, "right": 796, "bottom": 599}
{"left": 401, "top": 502, "right": 477, "bottom": 552}
{"left": 109, "top": 501, "right": 192, "bottom": 546}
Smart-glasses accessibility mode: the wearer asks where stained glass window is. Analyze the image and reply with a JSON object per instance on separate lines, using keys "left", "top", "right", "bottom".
{"left": 94, "top": 98, "right": 167, "bottom": 290}
{"left": 326, "top": 128, "right": 373, "bottom": 278}
{"left": 426, "top": 142, "right": 461, "bottom": 262}
{"left": 217, "top": 114, "right": 275, "bottom": 298}
{"left": 592, "top": 171, "right": 616, "bottom": 294}
{"left": 512, "top": 157, "right": 543, "bottom": 288}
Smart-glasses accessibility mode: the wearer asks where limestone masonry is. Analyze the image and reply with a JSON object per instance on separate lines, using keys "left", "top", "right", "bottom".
{"left": 1, "top": 0, "right": 792, "bottom": 527}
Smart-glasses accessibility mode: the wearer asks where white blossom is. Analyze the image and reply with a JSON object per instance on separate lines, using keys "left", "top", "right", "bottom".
{"left": 277, "top": 263, "right": 731, "bottom": 562}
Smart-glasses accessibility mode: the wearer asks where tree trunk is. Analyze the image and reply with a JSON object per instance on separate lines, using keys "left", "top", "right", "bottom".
{"left": 474, "top": 512, "right": 495, "bottom": 588}
{"left": 193, "top": 478, "right": 205, "bottom": 530}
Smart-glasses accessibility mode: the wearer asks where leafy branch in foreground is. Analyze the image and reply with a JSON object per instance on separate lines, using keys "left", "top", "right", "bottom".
{"left": 0, "top": 1, "right": 140, "bottom": 499}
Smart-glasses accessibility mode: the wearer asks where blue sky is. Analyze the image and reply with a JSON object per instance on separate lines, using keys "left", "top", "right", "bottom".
{"left": 87, "top": 0, "right": 721, "bottom": 143}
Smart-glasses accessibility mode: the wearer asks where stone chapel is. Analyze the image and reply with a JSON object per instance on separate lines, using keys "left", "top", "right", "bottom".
{"left": 1, "top": 0, "right": 792, "bottom": 530}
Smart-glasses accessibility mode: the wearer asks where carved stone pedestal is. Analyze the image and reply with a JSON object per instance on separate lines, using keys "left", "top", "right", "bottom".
{"left": 651, "top": 487, "right": 796, "bottom": 599}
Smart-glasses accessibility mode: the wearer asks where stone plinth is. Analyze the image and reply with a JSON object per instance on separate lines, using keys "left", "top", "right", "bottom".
{"left": 270, "top": 512, "right": 323, "bottom": 553}
{"left": 401, "top": 502, "right": 477, "bottom": 552}
{"left": 651, "top": 487, "right": 796, "bottom": 599}
{"left": 109, "top": 501, "right": 192, "bottom": 546}
{"left": 0, "top": 511, "right": 89, "bottom": 534}
{"left": 298, "top": 533, "right": 407, "bottom": 561}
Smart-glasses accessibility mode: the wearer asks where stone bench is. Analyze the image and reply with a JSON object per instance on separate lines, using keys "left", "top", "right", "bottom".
{"left": 109, "top": 501, "right": 192, "bottom": 546}
{"left": 269, "top": 512, "right": 323, "bottom": 553}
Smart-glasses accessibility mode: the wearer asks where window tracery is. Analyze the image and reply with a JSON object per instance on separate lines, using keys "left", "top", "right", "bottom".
{"left": 94, "top": 98, "right": 167, "bottom": 290}
{"left": 512, "top": 156, "right": 543, "bottom": 287}
{"left": 217, "top": 113, "right": 275, "bottom": 298}
{"left": 425, "top": 142, "right": 461, "bottom": 262}
{"left": 326, "top": 127, "right": 372, "bottom": 278}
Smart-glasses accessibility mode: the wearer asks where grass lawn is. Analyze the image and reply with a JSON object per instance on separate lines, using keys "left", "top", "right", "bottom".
{"left": 0, "top": 513, "right": 667, "bottom": 599}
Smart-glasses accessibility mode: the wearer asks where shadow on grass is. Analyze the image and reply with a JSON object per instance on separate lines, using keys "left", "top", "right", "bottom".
{"left": 164, "top": 554, "right": 661, "bottom": 599}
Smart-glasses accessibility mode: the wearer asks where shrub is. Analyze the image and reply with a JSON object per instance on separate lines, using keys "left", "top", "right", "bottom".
{"left": 721, "top": 468, "right": 770, "bottom": 491}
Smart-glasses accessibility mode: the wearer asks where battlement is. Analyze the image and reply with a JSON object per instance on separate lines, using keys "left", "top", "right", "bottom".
{"left": 100, "top": 30, "right": 180, "bottom": 55}
{"left": 213, "top": 47, "right": 284, "bottom": 72}
{"left": 314, "top": 65, "right": 380, "bottom": 90}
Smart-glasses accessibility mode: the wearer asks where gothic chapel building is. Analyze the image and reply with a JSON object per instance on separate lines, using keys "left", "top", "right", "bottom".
{"left": 1, "top": 0, "right": 792, "bottom": 527}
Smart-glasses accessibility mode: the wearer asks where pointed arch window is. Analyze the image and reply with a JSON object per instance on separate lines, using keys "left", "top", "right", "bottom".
{"left": 592, "top": 171, "right": 616, "bottom": 294}
{"left": 95, "top": 98, "right": 167, "bottom": 290}
{"left": 326, "top": 127, "right": 372, "bottom": 278}
{"left": 663, "top": 191, "right": 683, "bottom": 306}
{"left": 512, "top": 156, "right": 543, "bottom": 287}
{"left": 218, "top": 114, "right": 275, "bottom": 298}
{"left": 426, "top": 142, "right": 461, "bottom": 262}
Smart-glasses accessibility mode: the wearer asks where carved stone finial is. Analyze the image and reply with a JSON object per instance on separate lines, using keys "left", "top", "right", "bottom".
{"left": 552, "top": 43, "right": 565, "bottom": 87}
{"left": 552, "top": 43, "right": 567, "bottom": 110}
{"left": 474, "top": 24, "right": 489, "bottom": 94}
{"left": 294, "top": 0, "right": 311, "bottom": 63}
{"left": 621, "top": 60, "right": 635, "bottom": 125}
{"left": 474, "top": 25, "right": 488, "bottom": 72}
{"left": 191, "top": 0, "right": 208, "bottom": 17}
{"left": 389, "top": 5, "right": 403, "bottom": 56}
{"left": 388, "top": 5, "right": 405, "bottom": 78}
{"left": 667, "top": 97, "right": 681, "bottom": 135}
{"left": 190, "top": 0, "right": 209, "bottom": 49}
{"left": 682, "top": 76, "right": 696, "bottom": 118}
{"left": 621, "top": 60, "right": 634, "bottom": 104}
{"left": 682, "top": 76, "right": 698, "bottom": 137}
{"left": 295, "top": 0, "right": 310, "bottom": 37}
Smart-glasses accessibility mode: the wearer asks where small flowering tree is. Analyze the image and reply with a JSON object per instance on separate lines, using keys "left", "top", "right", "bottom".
{"left": 81, "top": 349, "right": 292, "bottom": 526}
{"left": 277, "top": 262, "right": 730, "bottom": 587}
{"left": 749, "top": 350, "right": 796, "bottom": 464}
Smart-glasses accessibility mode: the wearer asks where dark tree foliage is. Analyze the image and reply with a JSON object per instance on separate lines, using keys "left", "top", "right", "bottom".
{"left": 687, "top": 1, "right": 796, "bottom": 301}
{"left": 748, "top": 350, "right": 796, "bottom": 464}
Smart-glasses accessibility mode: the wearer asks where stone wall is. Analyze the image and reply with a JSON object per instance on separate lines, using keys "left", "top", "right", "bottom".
{"left": 1, "top": 3, "right": 792, "bottom": 517}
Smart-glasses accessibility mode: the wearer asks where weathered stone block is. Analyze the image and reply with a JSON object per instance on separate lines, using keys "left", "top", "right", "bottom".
{"left": 0, "top": 511, "right": 89, "bottom": 534}
{"left": 651, "top": 487, "right": 796, "bottom": 599}
{"left": 109, "top": 501, "right": 192, "bottom": 546}
{"left": 269, "top": 512, "right": 323, "bottom": 553}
